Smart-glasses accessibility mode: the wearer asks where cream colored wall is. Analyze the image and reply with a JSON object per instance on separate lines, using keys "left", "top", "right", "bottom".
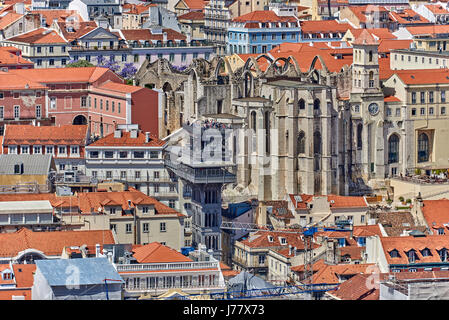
{"left": 390, "top": 178, "right": 449, "bottom": 201}
{"left": 390, "top": 51, "right": 449, "bottom": 70}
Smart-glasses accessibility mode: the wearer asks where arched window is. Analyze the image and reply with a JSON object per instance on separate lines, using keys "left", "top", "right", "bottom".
{"left": 418, "top": 132, "right": 429, "bottom": 163}
{"left": 297, "top": 131, "right": 305, "bottom": 154}
{"left": 388, "top": 134, "right": 399, "bottom": 164}
{"left": 298, "top": 98, "right": 305, "bottom": 110}
{"left": 357, "top": 124, "right": 363, "bottom": 149}
{"left": 313, "top": 98, "right": 320, "bottom": 110}
{"left": 313, "top": 131, "right": 321, "bottom": 155}
{"left": 251, "top": 111, "right": 257, "bottom": 131}
{"left": 369, "top": 50, "right": 373, "bottom": 62}
{"left": 369, "top": 71, "right": 374, "bottom": 88}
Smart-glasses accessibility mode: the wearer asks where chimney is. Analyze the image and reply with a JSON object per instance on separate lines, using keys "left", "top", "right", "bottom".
{"left": 114, "top": 129, "right": 122, "bottom": 138}
{"left": 95, "top": 243, "right": 101, "bottom": 257}
{"left": 130, "top": 129, "right": 138, "bottom": 138}
{"left": 145, "top": 132, "right": 150, "bottom": 143}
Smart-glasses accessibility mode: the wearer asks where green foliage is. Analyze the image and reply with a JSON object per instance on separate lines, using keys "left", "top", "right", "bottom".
{"left": 65, "top": 60, "right": 94, "bottom": 68}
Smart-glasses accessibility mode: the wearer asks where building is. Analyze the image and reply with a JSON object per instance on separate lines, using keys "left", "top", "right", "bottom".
{"left": 2, "top": 124, "right": 90, "bottom": 174}
{"left": 0, "top": 154, "right": 55, "bottom": 193}
{"left": 109, "top": 242, "right": 225, "bottom": 299}
{"left": 1, "top": 67, "right": 160, "bottom": 137}
{"left": 0, "top": 227, "right": 116, "bottom": 264}
{"left": 164, "top": 120, "right": 237, "bottom": 259}
{"left": 366, "top": 233, "right": 449, "bottom": 273}
{"left": 31, "top": 257, "right": 123, "bottom": 300}
{"left": 227, "top": 10, "right": 301, "bottom": 55}
{"left": 0, "top": 200, "right": 57, "bottom": 232}
{"left": 2, "top": 27, "right": 69, "bottom": 68}
{"left": 85, "top": 125, "right": 179, "bottom": 210}
{"left": 0, "top": 46, "right": 34, "bottom": 69}
{"left": 0, "top": 263, "right": 36, "bottom": 300}
{"left": 177, "top": 10, "right": 205, "bottom": 42}
{"left": 286, "top": 194, "right": 370, "bottom": 227}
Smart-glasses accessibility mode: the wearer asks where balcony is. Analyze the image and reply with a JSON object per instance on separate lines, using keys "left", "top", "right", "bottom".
{"left": 115, "top": 261, "right": 219, "bottom": 273}
{"left": 165, "top": 159, "right": 236, "bottom": 184}
{"left": 70, "top": 45, "right": 130, "bottom": 51}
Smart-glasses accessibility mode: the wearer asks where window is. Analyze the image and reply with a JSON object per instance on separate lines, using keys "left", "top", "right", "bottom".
{"left": 90, "top": 151, "right": 99, "bottom": 158}
{"left": 442, "top": 106, "right": 446, "bottom": 115}
{"left": 37, "top": 47, "right": 41, "bottom": 53}
{"left": 420, "top": 92, "right": 425, "bottom": 104}
{"left": 81, "top": 96, "right": 87, "bottom": 107}
{"left": 420, "top": 108, "right": 425, "bottom": 115}
{"left": 396, "top": 108, "right": 401, "bottom": 117}
{"left": 417, "top": 132, "right": 429, "bottom": 163}
{"left": 134, "top": 151, "right": 144, "bottom": 158}
{"left": 429, "top": 107, "right": 434, "bottom": 115}
{"left": 59, "top": 163, "right": 65, "bottom": 170}
{"left": 110, "top": 224, "right": 116, "bottom": 232}
{"left": 135, "top": 171, "right": 141, "bottom": 179}
{"left": 258, "top": 255, "right": 265, "bottom": 265}
{"left": 71, "top": 146, "right": 78, "bottom": 154}
{"left": 33, "top": 146, "right": 41, "bottom": 154}
{"left": 143, "top": 223, "right": 149, "bottom": 233}
{"left": 104, "top": 151, "right": 114, "bottom": 158}
{"left": 411, "top": 92, "right": 416, "bottom": 104}
{"left": 160, "top": 222, "right": 166, "bottom": 232}
{"left": 46, "top": 146, "right": 53, "bottom": 154}
{"left": 120, "top": 171, "right": 127, "bottom": 179}
{"left": 442, "top": 91, "right": 446, "bottom": 103}
{"left": 411, "top": 108, "right": 416, "bottom": 116}
{"left": 150, "top": 151, "right": 159, "bottom": 159}
{"left": 14, "top": 106, "right": 19, "bottom": 119}
{"left": 37, "top": 59, "right": 42, "bottom": 66}
{"left": 109, "top": 207, "right": 116, "bottom": 215}
{"left": 386, "top": 108, "right": 392, "bottom": 116}
{"left": 119, "top": 151, "right": 127, "bottom": 158}
{"left": 106, "top": 171, "right": 112, "bottom": 179}
{"left": 154, "top": 184, "right": 159, "bottom": 193}
{"left": 389, "top": 249, "right": 399, "bottom": 258}
{"left": 58, "top": 146, "right": 66, "bottom": 155}
{"left": 126, "top": 223, "right": 132, "bottom": 234}
{"left": 8, "top": 146, "right": 16, "bottom": 154}
{"left": 36, "top": 105, "right": 41, "bottom": 118}
{"left": 142, "top": 206, "right": 149, "bottom": 214}
{"left": 388, "top": 134, "right": 399, "bottom": 164}
{"left": 429, "top": 91, "right": 434, "bottom": 103}
{"left": 49, "top": 59, "right": 54, "bottom": 66}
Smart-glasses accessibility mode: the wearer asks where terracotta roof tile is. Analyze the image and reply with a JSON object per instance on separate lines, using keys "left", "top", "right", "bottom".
{"left": 233, "top": 10, "right": 298, "bottom": 23}
{"left": 88, "top": 129, "right": 165, "bottom": 147}
{"left": 0, "top": 12, "right": 22, "bottom": 30}
{"left": 7, "top": 28, "right": 67, "bottom": 44}
{"left": 353, "top": 29, "right": 379, "bottom": 45}
{"left": 4, "top": 124, "right": 88, "bottom": 146}
{"left": 132, "top": 242, "right": 192, "bottom": 263}
{"left": 0, "top": 228, "right": 115, "bottom": 258}
{"left": 12, "top": 264, "right": 36, "bottom": 288}
{"left": 177, "top": 10, "right": 204, "bottom": 21}
{"left": 328, "top": 273, "right": 379, "bottom": 300}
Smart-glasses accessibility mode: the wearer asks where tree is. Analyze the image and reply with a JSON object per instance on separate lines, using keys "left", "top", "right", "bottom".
{"left": 119, "top": 63, "right": 137, "bottom": 80}
{"left": 65, "top": 59, "right": 94, "bottom": 68}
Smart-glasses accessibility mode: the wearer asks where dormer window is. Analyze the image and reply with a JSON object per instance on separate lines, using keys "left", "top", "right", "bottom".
{"left": 421, "top": 248, "right": 432, "bottom": 257}
{"left": 268, "top": 235, "right": 274, "bottom": 242}
{"left": 279, "top": 237, "right": 287, "bottom": 245}
{"left": 338, "top": 238, "right": 346, "bottom": 247}
{"left": 389, "top": 249, "right": 400, "bottom": 258}
{"left": 438, "top": 248, "right": 448, "bottom": 262}
{"left": 2, "top": 271, "right": 12, "bottom": 280}
{"left": 438, "top": 228, "right": 445, "bottom": 235}
{"left": 407, "top": 250, "right": 417, "bottom": 263}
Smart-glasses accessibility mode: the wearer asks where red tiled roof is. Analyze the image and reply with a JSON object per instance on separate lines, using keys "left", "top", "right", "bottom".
{"left": 7, "top": 28, "right": 67, "bottom": 44}
{"left": 389, "top": 9, "right": 430, "bottom": 25}
{"left": 392, "top": 68, "right": 449, "bottom": 85}
{"left": 4, "top": 124, "right": 88, "bottom": 146}
{"left": 33, "top": 9, "right": 85, "bottom": 26}
{"left": 0, "top": 70, "right": 46, "bottom": 90}
{"left": 288, "top": 194, "right": 368, "bottom": 210}
{"left": 353, "top": 29, "right": 379, "bottom": 45}
{"left": 120, "top": 28, "right": 186, "bottom": 41}
{"left": 378, "top": 39, "right": 412, "bottom": 53}
{"left": 405, "top": 24, "right": 449, "bottom": 36}
{"left": 328, "top": 273, "right": 379, "bottom": 300}
{"left": 350, "top": 28, "right": 396, "bottom": 41}
{"left": 380, "top": 235, "right": 449, "bottom": 265}
{"left": 87, "top": 129, "right": 165, "bottom": 147}
{"left": 132, "top": 242, "right": 192, "bottom": 263}
{"left": 182, "top": 0, "right": 207, "bottom": 10}
{"left": 384, "top": 95, "right": 401, "bottom": 102}
{"left": 300, "top": 20, "right": 352, "bottom": 33}
{"left": 240, "top": 229, "right": 320, "bottom": 250}
{"left": 310, "top": 263, "right": 375, "bottom": 284}
{"left": 421, "top": 199, "right": 449, "bottom": 231}
{"left": 122, "top": 3, "right": 151, "bottom": 15}
{"left": 0, "top": 289, "right": 31, "bottom": 300}
{"left": 233, "top": 10, "right": 298, "bottom": 23}
{"left": 12, "top": 264, "right": 36, "bottom": 288}
{"left": 425, "top": 4, "right": 449, "bottom": 14}
{"left": 57, "top": 21, "right": 98, "bottom": 42}
{"left": 0, "top": 12, "right": 22, "bottom": 30}
{"left": 8, "top": 67, "right": 115, "bottom": 84}
{"left": 177, "top": 10, "right": 204, "bottom": 21}
{"left": 0, "top": 47, "right": 33, "bottom": 66}
{"left": 0, "top": 228, "right": 115, "bottom": 258}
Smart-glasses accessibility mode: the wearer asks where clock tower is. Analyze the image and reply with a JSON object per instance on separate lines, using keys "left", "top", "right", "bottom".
{"left": 350, "top": 29, "right": 386, "bottom": 184}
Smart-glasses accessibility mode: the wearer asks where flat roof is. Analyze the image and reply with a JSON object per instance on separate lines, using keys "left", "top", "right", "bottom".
{"left": 0, "top": 200, "right": 53, "bottom": 214}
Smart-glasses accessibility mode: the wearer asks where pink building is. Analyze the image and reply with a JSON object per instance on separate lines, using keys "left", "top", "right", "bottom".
{"left": 2, "top": 67, "right": 160, "bottom": 137}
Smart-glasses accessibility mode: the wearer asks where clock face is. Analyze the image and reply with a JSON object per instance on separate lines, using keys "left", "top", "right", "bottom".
{"left": 368, "top": 103, "right": 379, "bottom": 116}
